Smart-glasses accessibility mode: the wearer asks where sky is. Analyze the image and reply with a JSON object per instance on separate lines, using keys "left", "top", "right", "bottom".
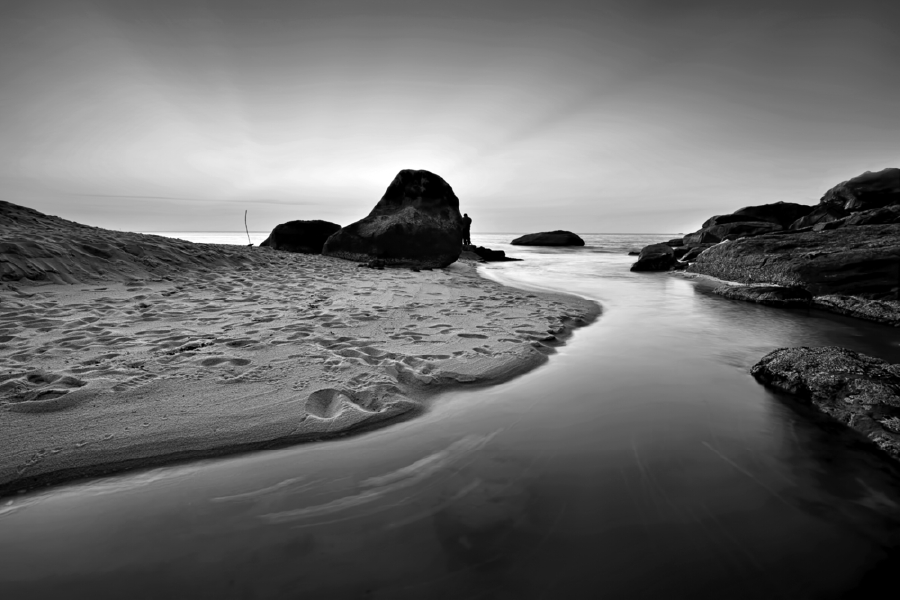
{"left": 1, "top": 0, "right": 898, "bottom": 234}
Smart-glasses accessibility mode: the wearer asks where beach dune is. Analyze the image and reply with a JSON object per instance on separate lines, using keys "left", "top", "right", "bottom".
{"left": 0, "top": 201, "right": 599, "bottom": 494}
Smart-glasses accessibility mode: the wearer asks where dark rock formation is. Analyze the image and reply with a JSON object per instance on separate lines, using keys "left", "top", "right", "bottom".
{"left": 713, "top": 285, "right": 812, "bottom": 308}
{"left": 510, "top": 231, "right": 585, "bottom": 246}
{"left": 673, "top": 169, "right": 900, "bottom": 324}
{"left": 322, "top": 169, "right": 463, "bottom": 268}
{"left": 666, "top": 238, "right": 684, "bottom": 247}
{"left": 730, "top": 202, "right": 814, "bottom": 228}
{"left": 688, "top": 221, "right": 782, "bottom": 245}
{"left": 462, "top": 245, "right": 521, "bottom": 262}
{"left": 630, "top": 243, "right": 675, "bottom": 272}
{"left": 259, "top": 220, "right": 341, "bottom": 253}
{"left": 681, "top": 244, "right": 715, "bottom": 262}
{"left": 684, "top": 202, "right": 814, "bottom": 247}
{"left": 790, "top": 168, "right": 900, "bottom": 230}
{"left": 687, "top": 224, "right": 900, "bottom": 299}
{"left": 809, "top": 205, "right": 900, "bottom": 231}
{"left": 843, "top": 205, "right": 900, "bottom": 227}
{"left": 791, "top": 204, "right": 847, "bottom": 230}
{"left": 751, "top": 347, "right": 900, "bottom": 461}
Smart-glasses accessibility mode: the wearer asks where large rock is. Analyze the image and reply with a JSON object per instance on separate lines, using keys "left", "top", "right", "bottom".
{"left": 630, "top": 242, "right": 675, "bottom": 272}
{"left": 322, "top": 169, "right": 463, "bottom": 268}
{"left": 683, "top": 221, "right": 782, "bottom": 245}
{"left": 685, "top": 202, "right": 814, "bottom": 246}
{"left": 751, "top": 347, "right": 900, "bottom": 461}
{"left": 731, "top": 202, "right": 814, "bottom": 228}
{"left": 701, "top": 202, "right": 813, "bottom": 230}
{"left": 790, "top": 168, "right": 900, "bottom": 230}
{"left": 686, "top": 224, "right": 900, "bottom": 299}
{"left": 259, "top": 220, "right": 341, "bottom": 253}
{"left": 510, "top": 231, "right": 585, "bottom": 246}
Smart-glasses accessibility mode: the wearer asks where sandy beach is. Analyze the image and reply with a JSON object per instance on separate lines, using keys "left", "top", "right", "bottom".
{"left": 0, "top": 201, "right": 599, "bottom": 494}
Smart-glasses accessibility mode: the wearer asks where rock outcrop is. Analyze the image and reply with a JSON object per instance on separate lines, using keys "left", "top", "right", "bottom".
{"left": 682, "top": 202, "right": 812, "bottom": 247}
{"left": 729, "top": 202, "right": 814, "bottom": 228}
{"left": 636, "top": 168, "right": 900, "bottom": 325}
{"left": 630, "top": 243, "right": 675, "bottom": 272}
{"left": 683, "top": 220, "right": 782, "bottom": 245}
{"left": 322, "top": 169, "right": 464, "bottom": 268}
{"left": 791, "top": 168, "right": 900, "bottom": 230}
{"left": 686, "top": 224, "right": 900, "bottom": 299}
{"left": 462, "top": 245, "right": 521, "bottom": 262}
{"left": 510, "top": 231, "right": 585, "bottom": 246}
{"left": 259, "top": 220, "right": 341, "bottom": 253}
{"left": 752, "top": 347, "right": 900, "bottom": 461}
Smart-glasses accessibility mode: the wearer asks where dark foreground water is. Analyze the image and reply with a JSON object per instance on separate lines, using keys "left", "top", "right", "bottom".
{"left": 2, "top": 234, "right": 900, "bottom": 599}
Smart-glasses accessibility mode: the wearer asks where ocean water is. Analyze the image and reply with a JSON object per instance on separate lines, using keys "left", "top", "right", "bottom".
{"left": 2, "top": 233, "right": 900, "bottom": 599}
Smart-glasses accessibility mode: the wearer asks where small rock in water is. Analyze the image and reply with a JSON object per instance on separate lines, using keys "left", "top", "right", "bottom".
{"left": 630, "top": 243, "right": 675, "bottom": 272}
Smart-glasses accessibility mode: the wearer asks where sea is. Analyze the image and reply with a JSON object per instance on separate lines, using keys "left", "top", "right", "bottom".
{"left": 2, "top": 232, "right": 900, "bottom": 599}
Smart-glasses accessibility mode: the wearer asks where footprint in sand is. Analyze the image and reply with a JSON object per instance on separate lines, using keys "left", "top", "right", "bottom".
{"left": 199, "top": 357, "right": 252, "bottom": 367}
{"left": 304, "top": 388, "right": 353, "bottom": 418}
{"left": 2, "top": 370, "right": 94, "bottom": 413}
{"left": 224, "top": 338, "right": 258, "bottom": 348}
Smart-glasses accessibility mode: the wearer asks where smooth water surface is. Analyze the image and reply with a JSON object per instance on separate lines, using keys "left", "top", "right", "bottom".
{"left": 2, "top": 233, "right": 900, "bottom": 599}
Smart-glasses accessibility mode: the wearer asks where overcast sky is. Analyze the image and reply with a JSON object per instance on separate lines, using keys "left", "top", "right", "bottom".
{"left": 1, "top": 0, "right": 898, "bottom": 233}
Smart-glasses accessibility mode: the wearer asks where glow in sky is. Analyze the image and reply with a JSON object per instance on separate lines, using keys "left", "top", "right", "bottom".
{"left": 1, "top": 0, "right": 898, "bottom": 233}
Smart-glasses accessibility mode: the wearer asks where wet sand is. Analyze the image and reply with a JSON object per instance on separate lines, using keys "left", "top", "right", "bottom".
{"left": 0, "top": 201, "right": 599, "bottom": 494}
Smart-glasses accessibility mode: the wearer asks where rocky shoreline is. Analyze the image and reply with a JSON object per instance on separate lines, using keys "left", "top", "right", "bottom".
{"left": 631, "top": 169, "right": 900, "bottom": 323}
{"left": 630, "top": 167, "right": 900, "bottom": 464}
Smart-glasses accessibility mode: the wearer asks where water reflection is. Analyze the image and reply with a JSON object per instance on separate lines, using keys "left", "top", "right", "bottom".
{"left": 2, "top": 235, "right": 900, "bottom": 598}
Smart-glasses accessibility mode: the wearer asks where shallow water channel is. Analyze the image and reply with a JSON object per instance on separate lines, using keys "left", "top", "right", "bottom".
{"left": 2, "top": 235, "right": 900, "bottom": 599}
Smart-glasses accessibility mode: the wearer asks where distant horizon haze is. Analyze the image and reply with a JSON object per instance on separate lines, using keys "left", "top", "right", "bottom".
{"left": 2, "top": 0, "right": 898, "bottom": 234}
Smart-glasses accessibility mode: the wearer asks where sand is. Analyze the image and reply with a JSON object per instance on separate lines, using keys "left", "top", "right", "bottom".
{"left": 0, "top": 201, "right": 599, "bottom": 494}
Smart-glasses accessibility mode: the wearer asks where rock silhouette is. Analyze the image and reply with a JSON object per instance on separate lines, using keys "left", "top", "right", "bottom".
{"left": 791, "top": 168, "right": 900, "bottom": 230}
{"left": 682, "top": 201, "right": 812, "bottom": 246}
{"left": 629, "top": 242, "right": 675, "bottom": 272}
{"left": 461, "top": 245, "right": 520, "bottom": 262}
{"left": 510, "top": 231, "right": 584, "bottom": 246}
{"left": 259, "top": 220, "right": 341, "bottom": 253}
{"left": 322, "top": 169, "right": 463, "bottom": 268}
